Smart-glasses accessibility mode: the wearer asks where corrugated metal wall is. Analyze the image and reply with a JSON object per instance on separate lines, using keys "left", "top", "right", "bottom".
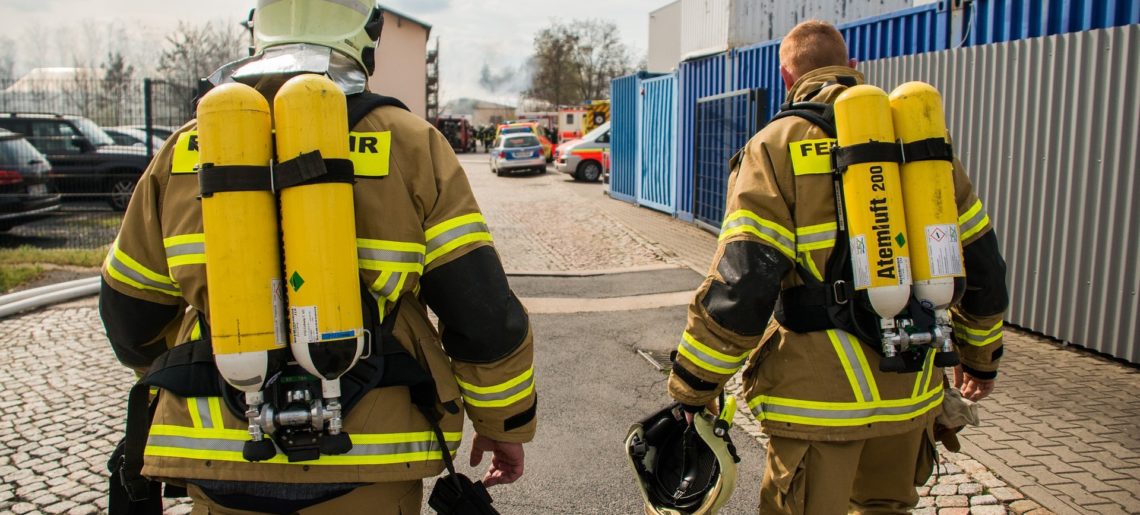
{"left": 638, "top": 75, "right": 679, "bottom": 214}
{"left": 609, "top": 74, "right": 640, "bottom": 203}
{"left": 861, "top": 25, "right": 1140, "bottom": 363}
{"left": 965, "top": 0, "right": 1140, "bottom": 46}
{"left": 677, "top": 54, "right": 728, "bottom": 221}
{"left": 680, "top": 0, "right": 732, "bottom": 58}
{"left": 732, "top": 2, "right": 949, "bottom": 122}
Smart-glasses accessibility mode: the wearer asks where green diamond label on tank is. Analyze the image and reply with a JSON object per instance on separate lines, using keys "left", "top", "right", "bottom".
{"left": 895, "top": 233, "right": 907, "bottom": 247}
{"left": 289, "top": 272, "right": 305, "bottom": 292}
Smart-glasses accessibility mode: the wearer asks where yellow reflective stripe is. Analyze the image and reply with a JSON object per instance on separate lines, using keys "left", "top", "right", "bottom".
{"left": 827, "top": 330, "right": 879, "bottom": 403}
{"left": 455, "top": 368, "right": 535, "bottom": 408}
{"left": 958, "top": 200, "right": 991, "bottom": 241}
{"left": 106, "top": 239, "right": 180, "bottom": 297}
{"left": 357, "top": 239, "right": 425, "bottom": 273}
{"left": 912, "top": 348, "right": 937, "bottom": 398}
{"left": 748, "top": 388, "right": 944, "bottom": 427}
{"left": 386, "top": 272, "right": 409, "bottom": 302}
{"left": 425, "top": 213, "right": 486, "bottom": 241}
{"left": 163, "top": 233, "right": 206, "bottom": 268}
{"left": 187, "top": 398, "right": 203, "bottom": 429}
{"left": 953, "top": 320, "right": 1003, "bottom": 346}
{"left": 677, "top": 331, "right": 749, "bottom": 376}
{"left": 720, "top": 210, "right": 795, "bottom": 258}
{"left": 208, "top": 397, "right": 224, "bottom": 430}
{"left": 795, "top": 222, "right": 837, "bottom": 252}
{"left": 424, "top": 213, "right": 494, "bottom": 266}
{"left": 146, "top": 424, "right": 462, "bottom": 466}
{"left": 798, "top": 252, "right": 824, "bottom": 282}
{"left": 788, "top": 138, "right": 836, "bottom": 176}
{"left": 190, "top": 320, "right": 202, "bottom": 341}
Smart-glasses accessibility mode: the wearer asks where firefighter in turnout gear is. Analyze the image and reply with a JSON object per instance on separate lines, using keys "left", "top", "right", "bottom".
{"left": 100, "top": 1, "right": 535, "bottom": 512}
{"left": 666, "top": 20, "right": 1007, "bottom": 514}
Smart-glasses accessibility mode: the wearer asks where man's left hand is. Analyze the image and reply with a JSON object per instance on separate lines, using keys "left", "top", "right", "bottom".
{"left": 954, "top": 366, "right": 996, "bottom": 401}
{"left": 469, "top": 434, "right": 524, "bottom": 487}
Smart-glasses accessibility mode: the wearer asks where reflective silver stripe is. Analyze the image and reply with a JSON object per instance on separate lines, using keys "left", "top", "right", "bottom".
{"left": 426, "top": 222, "right": 490, "bottom": 254}
{"left": 834, "top": 331, "right": 874, "bottom": 403}
{"left": 107, "top": 253, "right": 180, "bottom": 294}
{"left": 357, "top": 248, "right": 424, "bottom": 265}
{"left": 679, "top": 336, "right": 747, "bottom": 372}
{"left": 459, "top": 375, "right": 535, "bottom": 403}
{"left": 753, "top": 391, "right": 944, "bottom": 421}
{"left": 797, "top": 230, "right": 836, "bottom": 246}
{"left": 146, "top": 435, "right": 460, "bottom": 456}
{"left": 959, "top": 207, "right": 988, "bottom": 235}
{"left": 721, "top": 217, "right": 795, "bottom": 253}
{"left": 915, "top": 349, "right": 932, "bottom": 395}
{"left": 196, "top": 398, "right": 214, "bottom": 429}
{"left": 165, "top": 242, "right": 205, "bottom": 258}
{"left": 954, "top": 323, "right": 1003, "bottom": 346}
{"left": 376, "top": 272, "right": 402, "bottom": 298}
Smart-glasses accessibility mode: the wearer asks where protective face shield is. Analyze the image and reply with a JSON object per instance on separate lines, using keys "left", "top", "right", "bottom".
{"left": 208, "top": 0, "right": 383, "bottom": 95}
{"left": 625, "top": 397, "right": 741, "bottom": 514}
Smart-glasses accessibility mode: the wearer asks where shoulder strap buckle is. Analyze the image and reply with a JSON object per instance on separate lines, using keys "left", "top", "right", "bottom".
{"left": 832, "top": 280, "right": 850, "bottom": 305}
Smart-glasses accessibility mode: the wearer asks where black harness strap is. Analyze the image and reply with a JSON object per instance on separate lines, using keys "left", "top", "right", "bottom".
{"left": 198, "top": 164, "right": 273, "bottom": 197}
{"left": 901, "top": 137, "right": 954, "bottom": 163}
{"left": 831, "top": 141, "right": 903, "bottom": 172}
{"left": 272, "top": 152, "right": 355, "bottom": 190}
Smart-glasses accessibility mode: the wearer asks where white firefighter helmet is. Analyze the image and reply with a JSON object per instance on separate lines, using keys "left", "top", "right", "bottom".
{"left": 253, "top": 0, "right": 383, "bottom": 75}
{"left": 625, "top": 398, "right": 740, "bottom": 514}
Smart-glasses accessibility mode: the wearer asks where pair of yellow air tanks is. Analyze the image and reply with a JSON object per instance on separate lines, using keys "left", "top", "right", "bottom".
{"left": 832, "top": 82, "right": 965, "bottom": 372}
{"left": 195, "top": 74, "right": 363, "bottom": 460}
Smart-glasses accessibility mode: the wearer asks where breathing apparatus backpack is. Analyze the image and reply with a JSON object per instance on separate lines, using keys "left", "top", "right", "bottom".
{"left": 107, "top": 79, "right": 476, "bottom": 513}
{"left": 770, "top": 78, "right": 967, "bottom": 374}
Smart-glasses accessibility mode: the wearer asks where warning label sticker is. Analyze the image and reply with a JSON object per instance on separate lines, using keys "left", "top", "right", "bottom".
{"left": 850, "top": 235, "right": 871, "bottom": 290}
{"left": 271, "top": 279, "right": 286, "bottom": 348}
{"left": 291, "top": 306, "right": 319, "bottom": 345}
{"left": 926, "top": 224, "right": 964, "bottom": 277}
{"left": 896, "top": 256, "right": 911, "bottom": 286}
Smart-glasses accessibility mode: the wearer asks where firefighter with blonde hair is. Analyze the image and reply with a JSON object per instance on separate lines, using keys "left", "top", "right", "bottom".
{"left": 666, "top": 20, "right": 1007, "bottom": 513}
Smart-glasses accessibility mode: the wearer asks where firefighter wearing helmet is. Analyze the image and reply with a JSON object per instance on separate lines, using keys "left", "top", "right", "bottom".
{"left": 665, "top": 20, "right": 1008, "bottom": 513}
{"left": 101, "top": 1, "right": 536, "bottom": 513}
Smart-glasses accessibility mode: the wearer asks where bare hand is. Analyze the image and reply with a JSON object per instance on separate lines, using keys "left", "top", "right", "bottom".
{"left": 954, "top": 365, "right": 996, "bottom": 401}
{"left": 469, "top": 434, "right": 524, "bottom": 487}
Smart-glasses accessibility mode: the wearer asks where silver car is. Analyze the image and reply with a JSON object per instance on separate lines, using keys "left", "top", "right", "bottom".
{"left": 489, "top": 134, "right": 546, "bottom": 176}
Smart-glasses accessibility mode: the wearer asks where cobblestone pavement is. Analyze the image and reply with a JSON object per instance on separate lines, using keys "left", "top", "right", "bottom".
{"left": 1, "top": 159, "right": 1133, "bottom": 514}
{"left": 576, "top": 183, "right": 1140, "bottom": 515}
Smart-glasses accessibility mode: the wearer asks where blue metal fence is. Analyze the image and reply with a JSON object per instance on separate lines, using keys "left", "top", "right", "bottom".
{"left": 609, "top": 74, "right": 640, "bottom": 202}
{"left": 676, "top": 54, "right": 727, "bottom": 221}
{"left": 637, "top": 75, "right": 678, "bottom": 214}
{"left": 693, "top": 89, "right": 767, "bottom": 230}
{"left": 965, "top": 0, "right": 1139, "bottom": 46}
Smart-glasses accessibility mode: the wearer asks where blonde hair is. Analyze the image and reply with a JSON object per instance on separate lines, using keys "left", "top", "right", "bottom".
{"left": 779, "top": 20, "right": 849, "bottom": 77}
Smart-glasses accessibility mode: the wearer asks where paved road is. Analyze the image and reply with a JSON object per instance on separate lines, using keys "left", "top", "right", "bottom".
{"left": 5, "top": 155, "right": 1135, "bottom": 514}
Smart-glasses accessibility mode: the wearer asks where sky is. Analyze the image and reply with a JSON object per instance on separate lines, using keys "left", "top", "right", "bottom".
{"left": 0, "top": 0, "right": 656, "bottom": 105}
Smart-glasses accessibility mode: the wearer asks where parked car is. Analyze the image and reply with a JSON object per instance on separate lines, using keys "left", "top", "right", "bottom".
{"left": 0, "top": 129, "right": 61, "bottom": 231}
{"left": 554, "top": 121, "right": 610, "bottom": 182}
{"left": 103, "top": 126, "right": 164, "bottom": 154}
{"left": 496, "top": 122, "right": 553, "bottom": 162}
{"left": 489, "top": 134, "right": 546, "bottom": 176}
{"left": 113, "top": 124, "right": 178, "bottom": 142}
{"left": 0, "top": 113, "right": 151, "bottom": 211}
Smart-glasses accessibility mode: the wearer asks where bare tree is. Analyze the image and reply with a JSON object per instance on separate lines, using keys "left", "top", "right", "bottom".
{"left": 0, "top": 37, "right": 15, "bottom": 79}
{"left": 158, "top": 20, "right": 246, "bottom": 88}
{"left": 526, "top": 19, "right": 633, "bottom": 106}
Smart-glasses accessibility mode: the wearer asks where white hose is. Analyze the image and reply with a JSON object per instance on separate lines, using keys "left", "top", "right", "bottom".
{"left": 0, "top": 276, "right": 101, "bottom": 319}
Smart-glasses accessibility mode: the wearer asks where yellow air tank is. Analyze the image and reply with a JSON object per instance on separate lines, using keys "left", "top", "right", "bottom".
{"left": 197, "top": 83, "right": 286, "bottom": 394}
{"left": 274, "top": 74, "right": 363, "bottom": 424}
{"left": 833, "top": 85, "right": 912, "bottom": 321}
{"left": 889, "top": 82, "right": 963, "bottom": 311}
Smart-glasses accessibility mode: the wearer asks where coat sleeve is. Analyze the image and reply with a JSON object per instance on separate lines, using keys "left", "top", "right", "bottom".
{"left": 949, "top": 158, "right": 1009, "bottom": 379}
{"left": 416, "top": 127, "right": 536, "bottom": 443}
{"left": 99, "top": 146, "right": 185, "bottom": 374}
{"left": 668, "top": 132, "right": 794, "bottom": 407}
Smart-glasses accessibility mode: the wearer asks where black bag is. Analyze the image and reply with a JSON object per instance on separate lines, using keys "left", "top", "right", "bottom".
{"left": 428, "top": 473, "right": 499, "bottom": 515}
